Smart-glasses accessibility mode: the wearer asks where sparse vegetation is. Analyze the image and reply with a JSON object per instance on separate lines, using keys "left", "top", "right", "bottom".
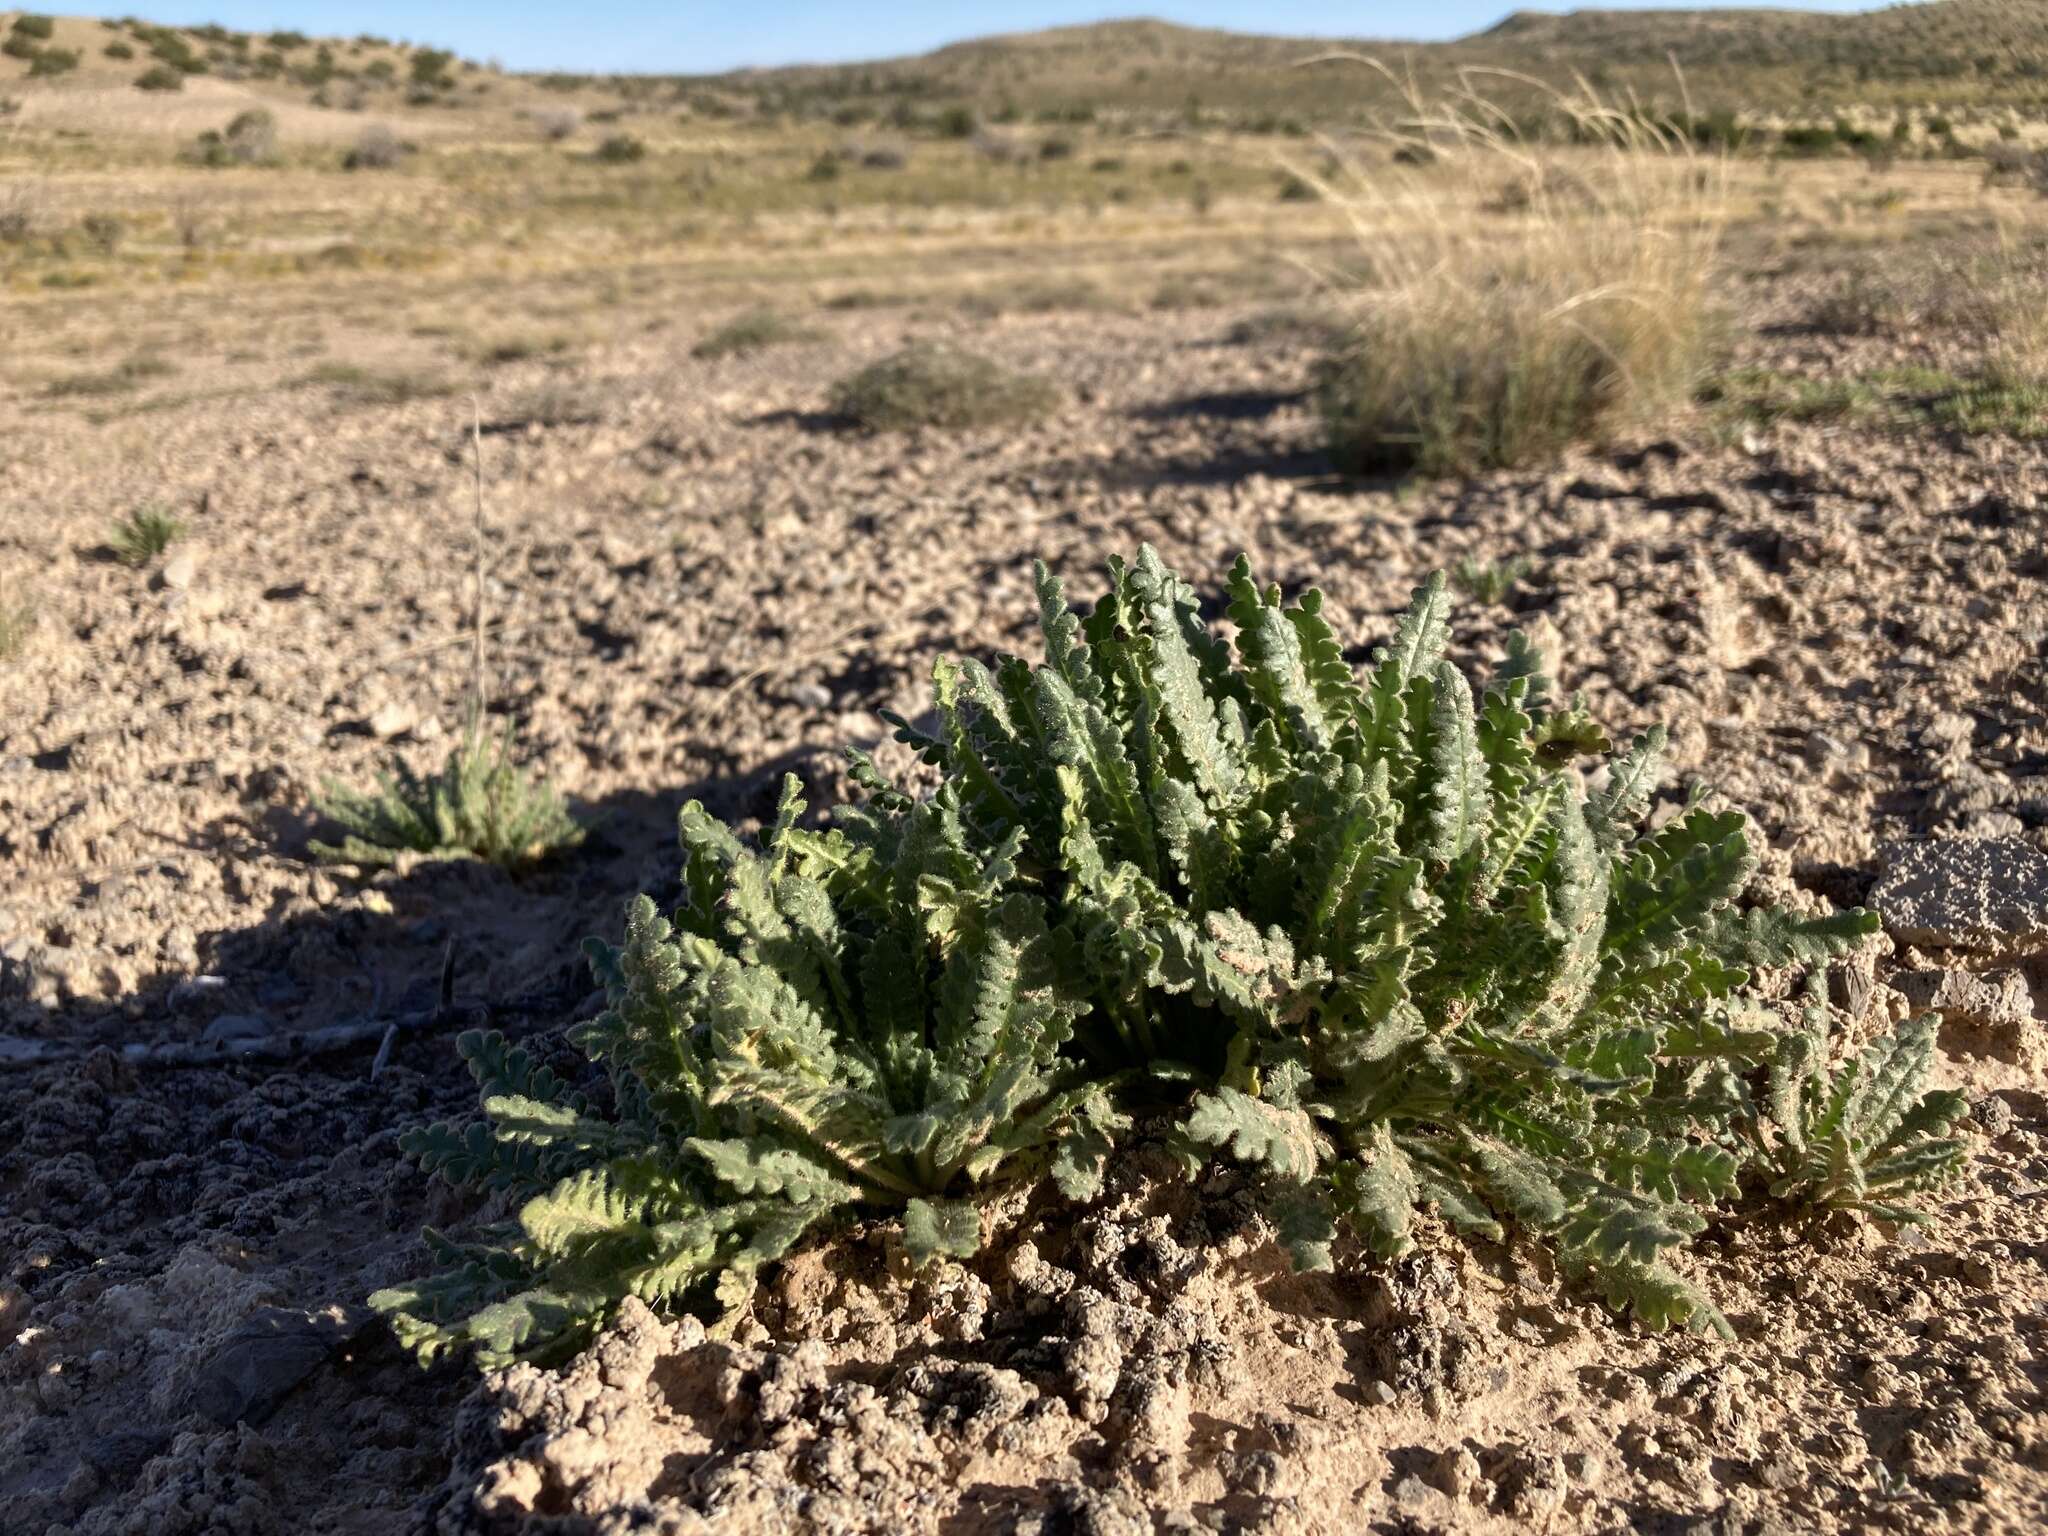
{"left": 312, "top": 721, "right": 584, "bottom": 870}
{"left": 1450, "top": 553, "right": 1534, "bottom": 604}
{"left": 133, "top": 63, "right": 183, "bottom": 91}
{"left": 108, "top": 506, "right": 184, "bottom": 566}
{"left": 374, "top": 549, "right": 1970, "bottom": 1367}
{"left": 594, "top": 134, "right": 646, "bottom": 164}
{"left": 828, "top": 343, "right": 1058, "bottom": 431}
{"left": 689, "top": 307, "right": 816, "bottom": 360}
{"left": 305, "top": 361, "right": 454, "bottom": 406}
{"left": 45, "top": 353, "right": 175, "bottom": 399}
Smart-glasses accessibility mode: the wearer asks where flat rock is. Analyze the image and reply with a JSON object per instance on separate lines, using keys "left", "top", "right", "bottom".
{"left": 1893, "top": 968, "right": 2034, "bottom": 1030}
{"left": 1869, "top": 837, "right": 2048, "bottom": 953}
{"left": 191, "top": 1304, "right": 372, "bottom": 1427}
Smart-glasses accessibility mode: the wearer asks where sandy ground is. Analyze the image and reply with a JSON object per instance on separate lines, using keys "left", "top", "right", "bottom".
{"left": 1, "top": 293, "right": 2046, "bottom": 1533}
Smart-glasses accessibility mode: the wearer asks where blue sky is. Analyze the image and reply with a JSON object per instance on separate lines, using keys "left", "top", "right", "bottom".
{"left": 126, "top": 2, "right": 1881, "bottom": 75}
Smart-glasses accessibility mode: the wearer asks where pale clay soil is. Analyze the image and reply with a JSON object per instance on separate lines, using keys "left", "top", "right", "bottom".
{"left": 1, "top": 290, "right": 2046, "bottom": 1536}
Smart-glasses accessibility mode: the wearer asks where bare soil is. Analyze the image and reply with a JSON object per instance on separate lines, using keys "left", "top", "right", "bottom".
{"left": 2, "top": 297, "right": 2046, "bottom": 1535}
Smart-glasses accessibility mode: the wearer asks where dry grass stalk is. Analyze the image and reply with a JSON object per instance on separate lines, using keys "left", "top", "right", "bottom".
{"left": 1293, "top": 60, "right": 1728, "bottom": 475}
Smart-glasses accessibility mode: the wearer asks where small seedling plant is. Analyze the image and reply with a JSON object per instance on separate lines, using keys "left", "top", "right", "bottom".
{"left": 379, "top": 549, "right": 1968, "bottom": 1364}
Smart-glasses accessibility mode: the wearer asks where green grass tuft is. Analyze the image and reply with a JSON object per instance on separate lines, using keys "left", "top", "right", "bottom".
{"left": 109, "top": 507, "right": 184, "bottom": 566}
{"left": 312, "top": 722, "right": 583, "bottom": 871}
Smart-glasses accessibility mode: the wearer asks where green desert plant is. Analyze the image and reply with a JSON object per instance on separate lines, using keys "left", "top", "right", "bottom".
{"left": 828, "top": 343, "right": 1057, "bottom": 431}
{"left": 370, "top": 776, "right": 1125, "bottom": 1365}
{"left": 108, "top": 506, "right": 183, "bottom": 565}
{"left": 690, "top": 307, "right": 814, "bottom": 360}
{"left": 594, "top": 134, "right": 646, "bottom": 164}
{"left": 858, "top": 550, "right": 1969, "bottom": 1333}
{"left": 378, "top": 549, "right": 1969, "bottom": 1366}
{"left": 1450, "top": 553, "right": 1533, "bottom": 605}
{"left": 311, "top": 718, "right": 583, "bottom": 869}
{"left": 133, "top": 64, "right": 184, "bottom": 92}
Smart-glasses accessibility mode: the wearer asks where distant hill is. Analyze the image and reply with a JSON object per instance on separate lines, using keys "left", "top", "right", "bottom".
{"left": 663, "top": 1, "right": 2048, "bottom": 121}
{"left": 8, "top": 3, "right": 2048, "bottom": 132}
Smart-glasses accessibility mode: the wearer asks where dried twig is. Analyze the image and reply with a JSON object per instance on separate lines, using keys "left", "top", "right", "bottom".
{"left": 0, "top": 996, "right": 561, "bottom": 1074}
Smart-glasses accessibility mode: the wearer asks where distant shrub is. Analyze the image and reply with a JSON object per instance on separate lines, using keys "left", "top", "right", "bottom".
{"left": 1276, "top": 171, "right": 1320, "bottom": 202}
{"left": 2, "top": 35, "right": 38, "bottom": 60}
{"left": 103, "top": 40, "right": 134, "bottom": 60}
{"left": 806, "top": 150, "right": 841, "bottom": 181}
{"left": 134, "top": 65, "right": 184, "bottom": 92}
{"left": 828, "top": 342, "right": 1057, "bottom": 431}
{"left": 188, "top": 108, "right": 278, "bottom": 167}
{"left": 268, "top": 30, "right": 308, "bottom": 49}
{"left": 860, "top": 142, "right": 908, "bottom": 169}
{"left": 10, "top": 15, "right": 54, "bottom": 41}
{"left": 343, "top": 123, "right": 405, "bottom": 169}
{"left": 532, "top": 105, "right": 579, "bottom": 141}
{"left": 935, "top": 103, "right": 976, "bottom": 138}
{"left": 26, "top": 47, "right": 77, "bottom": 77}
{"left": 1777, "top": 123, "right": 1839, "bottom": 157}
{"left": 79, "top": 212, "right": 124, "bottom": 255}
{"left": 1038, "top": 134, "right": 1075, "bottom": 160}
{"left": 409, "top": 46, "right": 454, "bottom": 89}
{"left": 691, "top": 307, "right": 815, "bottom": 359}
{"left": 595, "top": 134, "right": 645, "bottom": 164}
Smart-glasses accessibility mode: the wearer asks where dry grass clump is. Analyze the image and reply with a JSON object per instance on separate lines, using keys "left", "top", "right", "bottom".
{"left": 1306, "top": 67, "right": 1726, "bottom": 477}
{"left": 45, "top": 353, "right": 175, "bottom": 399}
{"left": 690, "top": 307, "right": 816, "bottom": 359}
{"left": 342, "top": 124, "right": 405, "bottom": 171}
{"left": 827, "top": 342, "right": 1057, "bottom": 431}
{"left": 306, "top": 361, "right": 453, "bottom": 406}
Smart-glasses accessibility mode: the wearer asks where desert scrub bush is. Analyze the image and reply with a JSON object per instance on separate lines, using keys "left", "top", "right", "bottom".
{"left": 1307, "top": 71, "right": 1723, "bottom": 477}
{"left": 26, "top": 46, "right": 77, "bottom": 76}
{"left": 342, "top": 123, "right": 405, "bottom": 170}
{"left": 108, "top": 506, "right": 183, "bottom": 565}
{"left": 594, "top": 134, "right": 645, "bottom": 164}
{"left": 133, "top": 64, "right": 183, "bottom": 91}
{"left": 381, "top": 549, "right": 1970, "bottom": 1368}
{"left": 828, "top": 343, "right": 1056, "bottom": 431}
{"left": 311, "top": 721, "right": 583, "bottom": 870}
{"left": 532, "top": 105, "right": 580, "bottom": 141}
{"left": 859, "top": 550, "right": 1969, "bottom": 1333}
{"left": 9, "top": 15, "right": 54, "bottom": 40}
{"left": 187, "top": 109, "right": 278, "bottom": 167}
{"left": 690, "top": 307, "right": 815, "bottom": 360}
{"left": 371, "top": 776, "right": 1124, "bottom": 1365}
